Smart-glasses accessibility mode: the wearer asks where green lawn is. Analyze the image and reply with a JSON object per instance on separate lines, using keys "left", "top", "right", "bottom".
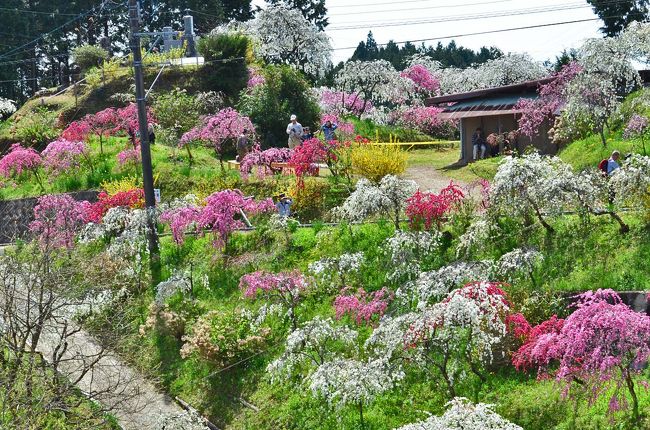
{"left": 407, "top": 147, "right": 501, "bottom": 183}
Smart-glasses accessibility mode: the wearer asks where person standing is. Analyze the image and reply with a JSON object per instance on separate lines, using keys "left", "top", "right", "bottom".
{"left": 276, "top": 193, "right": 293, "bottom": 217}
{"left": 236, "top": 129, "right": 250, "bottom": 161}
{"left": 606, "top": 150, "right": 621, "bottom": 176}
{"left": 147, "top": 123, "right": 156, "bottom": 145}
{"left": 321, "top": 120, "right": 338, "bottom": 142}
{"left": 286, "top": 114, "right": 303, "bottom": 149}
{"left": 301, "top": 126, "right": 314, "bottom": 142}
{"left": 472, "top": 127, "right": 486, "bottom": 161}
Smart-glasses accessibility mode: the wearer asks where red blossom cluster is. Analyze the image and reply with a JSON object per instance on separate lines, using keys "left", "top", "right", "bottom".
{"left": 405, "top": 182, "right": 465, "bottom": 230}
{"left": 85, "top": 189, "right": 145, "bottom": 223}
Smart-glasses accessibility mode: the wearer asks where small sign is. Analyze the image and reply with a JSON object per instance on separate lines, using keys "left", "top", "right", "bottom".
{"left": 154, "top": 188, "right": 161, "bottom": 204}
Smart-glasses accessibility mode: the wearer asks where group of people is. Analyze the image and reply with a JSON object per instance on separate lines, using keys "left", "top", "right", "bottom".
{"left": 287, "top": 114, "right": 338, "bottom": 149}
{"left": 471, "top": 127, "right": 517, "bottom": 161}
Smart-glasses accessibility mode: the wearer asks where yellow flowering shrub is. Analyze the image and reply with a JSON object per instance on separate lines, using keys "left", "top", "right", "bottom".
{"left": 351, "top": 144, "right": 407, "bottom": 183}
{"left": 288, "top": 177, "right": 330, "bottom": 221}
{"left": 100, "top": 176, "right": 141, "bottom": 196}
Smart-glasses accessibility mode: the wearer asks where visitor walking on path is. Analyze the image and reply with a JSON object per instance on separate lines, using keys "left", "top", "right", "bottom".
{"left": 321, "top": 120, "right": 338, "bottom": 142}
{"left": 286, "top": 114, "right": 303, "bottom": 149}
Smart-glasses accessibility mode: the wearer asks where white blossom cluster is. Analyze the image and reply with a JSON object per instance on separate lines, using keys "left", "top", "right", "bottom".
{"left": 335, "top": 60, "right": 409, "bottom": 106}
{"left": 609, "top": 154, "right": 650, "bottom": 207}
{"left": 267, "top": 316, "right": 358, "bottom": 381}
{"left": 397, "top": 261, "right": 492, "bottom": 309}
{"left": 383, "top": 230, "right": 441, "bottom": 282}
{"left": 334, "top": 175, "right": 417, "bottom": 226}
{"left": 493, "top": 248, "right": 543, "bottom": 282}
{"left": 155, "top": 269, "right": 192, "bottom": 306}
{"left": 308, "top": 251, "right": 365, "bottom": 289}
{"left": 0, "top": 97, "right": 16, "bottom": 119}
{"left": 246, "top": 6, "right": 332, "bottom": 77}
{"left": 456, "top": 217, "right": 495, "bottom": 258}
{"left": 155, "top": 409, "right": 209, "bottom": 430}
{"left": 159, "top": 194, "right": 200, "bottom": 212}
{"left": 309, "top": 358, "right": 404, "bottom": 409}
{"left": 364, "top": 313, "right": 420, "bottom": 361}
{"left": 394, "top": 397, "right": 522, "bottom": 430}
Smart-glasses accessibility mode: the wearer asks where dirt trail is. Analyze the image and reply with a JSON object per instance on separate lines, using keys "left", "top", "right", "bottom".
{"left": 404, "top": 165, "right": 468, "bottom": 192}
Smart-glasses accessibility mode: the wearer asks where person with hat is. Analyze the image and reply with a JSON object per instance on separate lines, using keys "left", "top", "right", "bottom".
{"left": 275, "top": 193, "right": 293, "bottom": 218}
{"left": 286, "top": 114, "right": 303, "bottom": 149}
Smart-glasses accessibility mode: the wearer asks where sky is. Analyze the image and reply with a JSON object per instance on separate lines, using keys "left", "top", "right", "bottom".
{"left": 253, "top": 0, "right": 605, "bottom": 64}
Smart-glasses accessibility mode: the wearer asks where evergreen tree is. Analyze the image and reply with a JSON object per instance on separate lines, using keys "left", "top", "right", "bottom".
{"left": 586, "top": 0, "right": 649, "bottom": 36}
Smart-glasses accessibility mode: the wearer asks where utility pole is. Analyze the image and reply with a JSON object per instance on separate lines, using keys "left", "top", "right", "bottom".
{"left": 128, "top": 0, "right": 160, "bottom": 284}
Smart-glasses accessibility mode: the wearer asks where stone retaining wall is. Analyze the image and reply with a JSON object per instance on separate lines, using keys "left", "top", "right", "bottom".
{"left": 0, "top": 191, "right": 98, "bottom": 244}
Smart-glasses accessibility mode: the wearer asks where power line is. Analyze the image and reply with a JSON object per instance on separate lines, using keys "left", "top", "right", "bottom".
{"left": 327, "top": 0, "right": 505, "bottom": 8}
{"left": 328, "top": 0, "right": 518, "bottom": 16}
{"left": 328, "top": 2, "right": 594, "bottom": 30}
{"left": 331, "top": 17, "right": 602, "bottom": 50}
{"left": 0, "top": 6, "right": 79, "bottom": 16}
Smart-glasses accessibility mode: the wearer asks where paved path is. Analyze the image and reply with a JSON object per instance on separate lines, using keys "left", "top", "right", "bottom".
{"left": 404, "top": 165, "right": 467, "bottom": 192}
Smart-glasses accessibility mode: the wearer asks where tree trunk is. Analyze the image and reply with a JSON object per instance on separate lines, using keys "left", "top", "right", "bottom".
{"left": 599, "top": 127, "right": 607, "bottom": 147}
{"left": 624, "top": 368, "right": 640, "bottom": 423}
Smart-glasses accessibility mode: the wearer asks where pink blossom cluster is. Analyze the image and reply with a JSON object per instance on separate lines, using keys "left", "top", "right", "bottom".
{"left": 42, "top": 139, "right": 87, "bottom": 175}
{"left": 247, "top": 67, "right": 266, "bottom": 89}
{"left": 239, "top": 146, "right": 293, "bottom": 180}
{"left": 116, "top": 147, "right": 141, "bottom": 167}
{"left": 320, "top": 113, "right": 355, "bottom": 139}
{"left": 511, "top": 289, "right": 650, "bottom": 417}
{"left": 160, "top": 189, "right": 274, "bottom": 247}
{"left": 239, "top": 270, "right": 308, "bottom": 299}
{"left": 320, "top": 88, "right": 373, "bottom": 117}
{"left": 623, "top": 114, "right": 648, "bottom": 139}
{"left": 180, "top": 108, "right": 254, "bottom": 155}
{"left": 334, "top": 287, "right": 393, "bottom": 326}
{"left": 405, "top": 182, "right": 465, "bottom": 230}
{"left": 0, "top": 143, "right": 42, "bottom": 178}
{"left": 288, "top": 137, "right": 327, "bottom": 185}
{"left": 517, "top": 62, "right": 582, "bottom": 138}
{"left": 398, "top": 106, "right": 447, "bottom": 135}
{"left": 401, "top": 64, "right": 440, "bottom": 95}
{"left": 29, "top": 194, "right": 91, "bottom": 249}
{"left": 62, "top": 104, "right": 156, "bottom": 144}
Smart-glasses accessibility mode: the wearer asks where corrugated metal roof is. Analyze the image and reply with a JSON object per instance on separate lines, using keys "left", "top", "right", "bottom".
{"left": 439, "top": 109, "right": 521, "bottom": 120}
{"left": 444, "top": 93, "right": 536, "bottom": 112}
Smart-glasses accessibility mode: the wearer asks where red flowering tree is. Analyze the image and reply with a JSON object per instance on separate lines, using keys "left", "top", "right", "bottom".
{"left": 29, "top": 194, "right": 91, "bottom": 249}
{"left": 334, "top": 287, "right": 393, "bottom": 326}
{"left": 406, "top": 182, "right": 465, "bottom": 230}
{"left": 288, "top": 137, "right": 355, "bottom": 186}
{"left": 512, "top": 289, "right": 650, "bottom": 422}
{"left": 239, "top": 270, "right": 310, "bottom": 330}
{"left": 85, "top": 189, "right": 145, "bottom": 223}
{"left": 180, "top": 108, "right": 254, "bottom": 166}
{"left": 0, "top": 143, "right": 44, "bottom": 190}
{"left": 516, "top": 62, "right": 582, "bottom": 138}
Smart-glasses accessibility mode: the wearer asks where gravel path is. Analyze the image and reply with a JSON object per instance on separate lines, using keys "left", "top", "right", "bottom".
{"left": 404, "top": 165, "right": 468, "bottom": 192}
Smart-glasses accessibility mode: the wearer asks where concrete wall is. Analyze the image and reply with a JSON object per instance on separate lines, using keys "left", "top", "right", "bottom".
{"left": 459, "top": 114, "right": 556, "bottom": 163}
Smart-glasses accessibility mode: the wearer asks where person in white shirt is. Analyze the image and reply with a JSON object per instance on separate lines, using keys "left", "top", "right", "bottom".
{"left": 286, "top": 114, "right": 303, "bottom": 149}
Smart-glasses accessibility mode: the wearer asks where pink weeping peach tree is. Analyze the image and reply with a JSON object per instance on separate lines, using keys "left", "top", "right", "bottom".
{"left": 42, "top": 139, "right": 92, "bottom": 175}
{"left": 511, "top": 289, "right": 650, "bottom": 422}
{"left": 239, "top": 270, "right": 310, "bottom": 330}
{"left": 29, "top": 194, "right": 91, "bottom": 249}
{"left": 334, "top": 287, "right": 393, "bottom": 326}
{"left": 0, "top": 143, "right": 44, "bottom": 190}
{"left": 160, "top": 189, "right": 274, "bottom": 249}
{"left": 179, "top": 108, "right": 254, "bottom": 166}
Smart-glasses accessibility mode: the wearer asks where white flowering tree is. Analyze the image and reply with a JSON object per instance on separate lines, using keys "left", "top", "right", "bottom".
{"left": 334, "top": 60, "right": 407, "bottom": 110}
{"left": 395, "top": 397, "right": 522, "bottom": 430}
{"left": 309, "top": 251, "right": 365, "bottom": 291}
{"left": 334, "top": 175, "right": 418, "bottom": 229}
{"left": 383, "top": 230, "right": 442, "bottom": 283}
{"left": 610, "top": 154, "right": 650, "bottom": 219}
{"left": 493, "top": 248, "right": 543, "bottom": 287}
{"left": 247, "top": 6, "right": 332, "bottom": 77}
{"left": 0, "top": 97, "right": 16, "bottom": 119}
{"left": 267, "top": 316, "right": 358, "bottom": 382}
{"left": 310, "top": 358, "right": 404, "bottom": 427}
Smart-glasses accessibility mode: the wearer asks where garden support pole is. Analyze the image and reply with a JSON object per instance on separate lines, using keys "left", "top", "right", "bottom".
{"left": 129, "top": 0, "right": 161, "bottom": 286}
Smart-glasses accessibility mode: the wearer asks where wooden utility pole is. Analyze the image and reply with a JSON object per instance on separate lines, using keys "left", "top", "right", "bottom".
{"left": 128, "top": 0, "right": 160, "bottom": 285}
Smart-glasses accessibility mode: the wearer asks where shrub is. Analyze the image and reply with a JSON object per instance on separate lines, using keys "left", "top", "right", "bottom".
{"left": 239, "top": 64, "right": 320, "bottom": 147}
{"left": 351, "top": 143, "right": 406, "bottom": 183}
{"left": 180, "top": 309, "right": 269, "bottom": 367}
{"left": 198, "top": 33, "right": 251, "bottom": 97}
{"left": 72, "top": 44, "right": 109, "bottom": 72}
{"left": 288, "top": 177, "right": 330, "bottom": 221}
{"left": 153, "top": 88, "right": 200, "bottom": 149}
{"left": 11, "top": 108, "right": 60, "bottom": 147}
{"left": 405, "top": 183, "right": 465, "bottom": 231}
{"left": 100, "top": 176, "right": 141, "bottom": 195}
{"left": 86, "top": 189, "right": 145, "bottom": 223}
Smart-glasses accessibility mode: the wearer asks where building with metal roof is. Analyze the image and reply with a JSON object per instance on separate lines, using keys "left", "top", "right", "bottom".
{"left": 426, "top": 78, "right": 557, "bottom": 164}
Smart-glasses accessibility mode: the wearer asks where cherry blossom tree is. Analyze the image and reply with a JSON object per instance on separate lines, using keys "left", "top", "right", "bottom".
{"left": 315, "top": 87, "right": 373, "bottom": 117}
{"left": 247, "top": 5, "right": 332, "bottom": 77}
{"left": 395, "top": 397, "right": 522, "bottom": 430}
{"left": 239, "top": 270, "right": 310, "bottom": 330}
{"left": 62, "top": 108, "right": 119, "bottom": 154}
{"left": 512, "top": 289, "right": 650, "bottom": 422}
{"left": 29, "top": 194, "right": 91, "bottom": 250}
{"left": 0, "top": 143, "right": 44, "bottom": 190}
{"left": 288, "top": 137, "right": 354, "bottom": 185}
{"left": 180, "top": 108, "right": 255, "bottom": 166}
